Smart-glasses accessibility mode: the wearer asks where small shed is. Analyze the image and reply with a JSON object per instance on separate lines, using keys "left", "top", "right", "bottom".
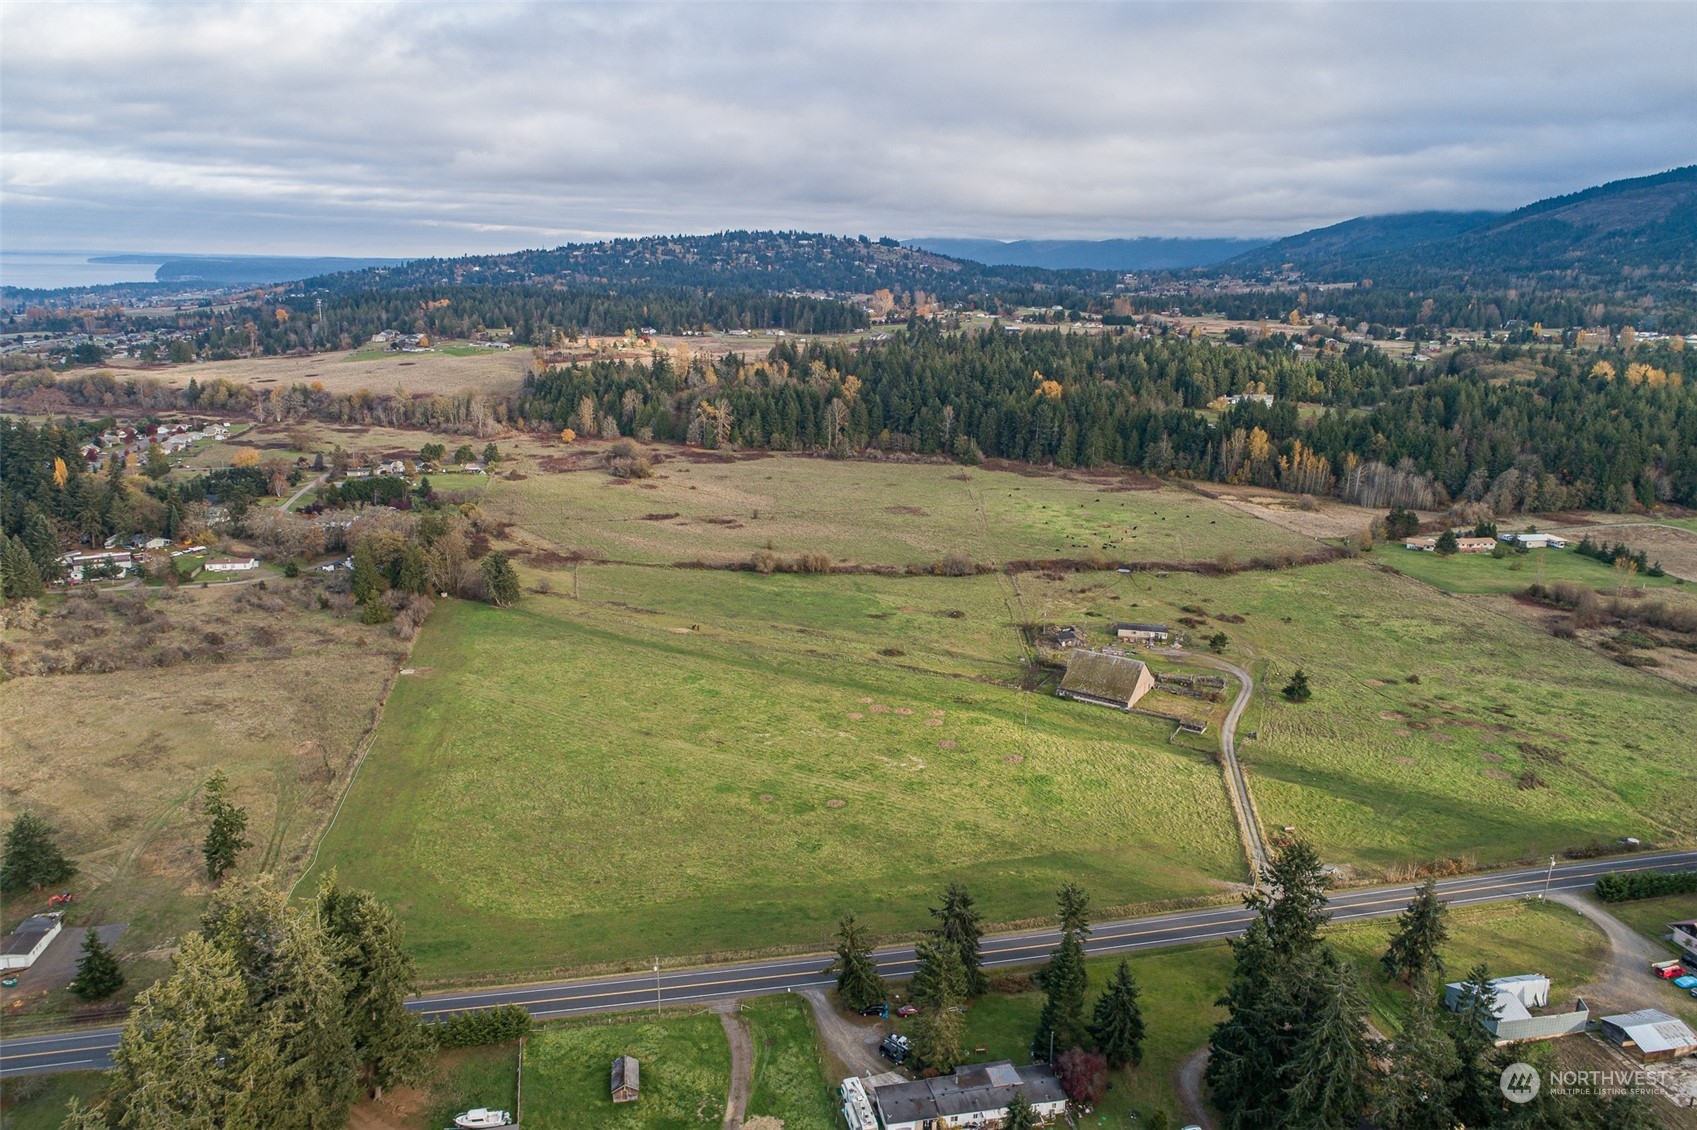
{"left": 1048, "top": 626, "right": 1084, "bottom": 649}
{"left": 1599, "top": 1009, "right": 1697, "bottom": 1062}
{"left": 1111, "top": 622, "right": 1170, "bottom": 644}
{"left": 0, "top": 913, "right": 63, "bottom": 972}
{"left": 611, "top": 1055, "right": 640, "bottom": 1103}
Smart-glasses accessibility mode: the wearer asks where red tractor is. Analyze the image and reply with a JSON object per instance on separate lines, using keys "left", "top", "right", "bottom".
{"left": 47, "top": 892, "right": 73, "bottom": 908}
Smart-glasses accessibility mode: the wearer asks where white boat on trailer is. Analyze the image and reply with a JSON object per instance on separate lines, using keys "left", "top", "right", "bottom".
{"left": 452, "top": 1109, "right": 513, "bottom": 1128}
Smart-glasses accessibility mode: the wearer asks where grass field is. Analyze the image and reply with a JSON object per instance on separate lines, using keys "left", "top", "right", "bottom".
{"left": 1004, "top": 559, "right": 1697, "bottom": 873}
{"left": 107, "top": 346, "right": 533, "bottom": 397}
{"left": 484, "top": 450, "right": 1318, "bottom": 567}
{"left": 522, "top": 1013, "right": 730, "bottom": 1130}
{"left": 1597, "top": 893, "right": 1697, "bottom": 956}
{"left": 742, "top": 996, "right": 837, "bottom": 1130}
{"left": 304, "top": 571, "right": 1246, "bottom": 978}
{"left": 1380, "top": 544, "right": 1684, "bottom": 594}
{"left": 0, "top": 1072, "right": 108, "bottom": 1130}
{"left": 0, "top": 582, "right": 402, "bottom": 1011}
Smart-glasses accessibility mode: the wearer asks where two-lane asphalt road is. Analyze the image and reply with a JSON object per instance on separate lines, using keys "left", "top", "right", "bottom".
{"left": 5, "top": 849, "right": 1693, "bottom": 1078}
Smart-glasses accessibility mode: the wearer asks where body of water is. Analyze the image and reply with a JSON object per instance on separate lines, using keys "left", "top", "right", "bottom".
{"left": 0, "top": 250, "right": 165, "bottom": 290}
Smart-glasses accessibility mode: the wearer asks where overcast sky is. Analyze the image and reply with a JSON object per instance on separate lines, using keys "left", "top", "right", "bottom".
{"left": 2, "top": 1, "right": 1693, "bottom": 257}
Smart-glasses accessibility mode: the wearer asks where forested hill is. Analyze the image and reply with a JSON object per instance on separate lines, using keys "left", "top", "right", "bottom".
{"left": 1219, "top": 166, "right": 1697, "bottom": 285}
{"left": 306, "top": 231, "right": 1117, "bottom": 300}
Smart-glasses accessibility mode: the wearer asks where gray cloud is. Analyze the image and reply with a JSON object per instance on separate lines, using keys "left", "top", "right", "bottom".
{"left": 3, "top": 1, "right": 1693, "bottom": 255}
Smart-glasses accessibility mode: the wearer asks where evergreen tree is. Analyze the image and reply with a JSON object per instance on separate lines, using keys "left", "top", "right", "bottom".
{"left": 1250, "top": 837, "right": 1331, "bottom": 958}
{"left": 1285, "top": 954, "right": 1378, "bottom": 1130}
{"left": 0, "top": 810, "right": 76, "bottom": 895}
{"left": 1280, "top": 667, "right": 1312, "bottom": 703}
{"left": 70, "top": 929, "right": 125, "bottom": 1000}
{"left": 911, "top": 934, "right": 968, "bottom": 1012}
{"left": 201, "top": 768, "right": 251, "bottom": 883}
{"left": 318, "top": 876, "right": 430, "bottom": 1097}
{"left": 350, "top": 538, "right": 383, "bottom": 605}
{"left": 0, "top": 534, "right": 45, "bottom": 600}
{"left": 911, "top": 1004, "right": 966, "bottom": 1074}
{"left": 1003, "top": 1088, "right": 1037, "bottom": 1130}
{"left": 200, "top": 878, "right": 361, "bottom": 1129}
{"left": 1056, "top": 883, "right": 1091, "bottom": 938}
{"left": 22, "top": 508, "right": 62, "bottom": 575}
{"left": 479, "top": 551, "right": 521, "bottom": 607}
{"left": 1447, "top": 963, "right": 1504, "bottom": 1128}
{"left": 1381, "top": 878, "right": 1449, "bottom": 984}
{"left": 1088, "top": 958, "right": 1146, "bottom": 1068}
{"left": 1434, "top": 529, "right": 1460, "bottom": 556}
{"left": 929, "top": 881, "right": 988, "bottom": 997}
{"left": 824, "top": 913, "right": 886, "bottom": 1011}
{"left": 107, "top": 934, "right": 261, "bottom": 1128}
{"left": 1375, "top": 981, "right": 1460, "bottom": 1130}
{"left": 1032, "top": 930, "right": 1088, "bottom": 1061}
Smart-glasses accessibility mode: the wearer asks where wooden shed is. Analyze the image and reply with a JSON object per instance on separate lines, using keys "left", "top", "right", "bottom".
{"left": 611, "top": 1055, "right": 641, "bottom": 1103}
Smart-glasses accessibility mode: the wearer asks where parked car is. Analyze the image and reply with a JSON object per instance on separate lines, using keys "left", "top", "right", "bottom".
{"left": 896, "top": 1004, "right": 919, "bottom": 1017}
{"left": 1673, "top": 974, "right": 1697, "bottom": 991}
{"left": 859, "top": 1003, "right": 889, "bottom": 1018}
{"left": 879, "top": 1034, "right": 911, "bottom": 1064}
{"left": 1652, "top": 959, "right": 1686, "bottom": 979}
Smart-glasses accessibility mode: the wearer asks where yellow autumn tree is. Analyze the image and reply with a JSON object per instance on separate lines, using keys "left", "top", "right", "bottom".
{"left": 559, "top": 428, "right": 576, "bottom": 443}
{"left": 231, "top": 448, "right": 261, "bottom": 468}
{"left": 1590, "top": 361, "right": 1616, "bottom": 381}
{"left": 52, "top": 457, "right": 69, "bottom": 488}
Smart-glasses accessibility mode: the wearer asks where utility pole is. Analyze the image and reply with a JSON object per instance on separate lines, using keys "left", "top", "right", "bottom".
{"left": 1541, "top": 854, "right": 1556, "bottom": 900}
{"left": 654, "top": 957, "right": 661, "bottom": 1016}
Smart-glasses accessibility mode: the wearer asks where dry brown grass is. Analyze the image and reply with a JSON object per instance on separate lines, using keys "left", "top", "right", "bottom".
{"left": 107, "top": 347, "right": 532, "bottom": 397}
{"left": 1546, "top": 521, "right": 1697, "bottom": 581}
{"left": 0, "top": 582, "right": 403, "bottom": 957}
{"left": 1191, "top": 484, "right": 1388, "bottom": 539}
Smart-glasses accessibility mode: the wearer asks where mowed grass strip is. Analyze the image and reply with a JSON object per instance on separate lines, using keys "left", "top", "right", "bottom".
{"left": 305, "top": 573, "right": 1244, "bottom": 978}
{"left": 1381, "top": 543, "right": 1684, "bottom": 594}
{"left": 521, "top": 1013, "right": 730, "bottom": 1130}
{"left": 742, "top": 996, "right": 837, "bottom": 1130}
{"left": 1007, "top": 559, "right": 1697, "bottom": 871}
{"left": 485, "top": 453, "right": 1314, "bottom": 567}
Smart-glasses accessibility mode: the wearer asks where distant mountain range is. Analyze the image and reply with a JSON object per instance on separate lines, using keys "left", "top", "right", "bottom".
{"left": 1216, "top": 165, "right": 1697, "bottom": 285}
{"left": 901, "top": 236, "right": 1269, "bottom": 271}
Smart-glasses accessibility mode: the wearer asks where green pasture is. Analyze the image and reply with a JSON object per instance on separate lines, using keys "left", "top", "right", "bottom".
{"left": 304, "top": 568, "right": 1245, "bottom": 979}
{"left": 0, "top": 1073, "right": 109, "bottom": 1130}
{"left": 484, "top": 453, "right": 1315, "bottom": 567}
{"left": 522, "top": 1012, "right": 730, "bottom": 1130}
{"left": 1381, "top": 544, "right": 1680, "bottom": 595}
{"left": 1008, "top": 560, "right": 1697, "bottom": 873}
{"left": 743, "top": 996, "right": 836, "bottom": 1130}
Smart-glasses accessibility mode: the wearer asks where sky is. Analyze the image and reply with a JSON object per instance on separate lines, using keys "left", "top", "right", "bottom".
{"left": 2, "top": 1, "right": 1694, "bottom": 258}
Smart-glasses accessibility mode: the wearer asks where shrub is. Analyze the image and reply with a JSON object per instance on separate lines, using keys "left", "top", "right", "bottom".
{"left": 429, "top": 1004, "right": 533, "bottom": 1048}
{"left": 1594, "top": 870, "right": 1697, "bottom": 902}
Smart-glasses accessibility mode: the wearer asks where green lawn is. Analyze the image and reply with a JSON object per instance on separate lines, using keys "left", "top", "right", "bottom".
{"left": 522, "top": 1013, "right": 730, "bottom": 1130}
{"left": 1379, "top": 544, "right": 1680, "bottom": 595}
{"left": 305, "top": 572, "right": 1245, "bottom": 978}
{"left": 484, "top": 453, "right": 1316, "bottom": 567}
{"left": 423, "top": 1044, "right": 521, "bottom": 1130}
{"left": 951, "top": 944, "right": 1234, "bottom": 1127}
{"left": 1329, "top": 899, "right": 1607, "bottom": 1035}
{"left": 1594, "top": 892, "right": 1697, "bottom": 957}
{"left": 1007, "top": 559, "right": 1697, "bottom": 873}
{"left": 742, "top": 996, "right": 836, "bottom": 1130}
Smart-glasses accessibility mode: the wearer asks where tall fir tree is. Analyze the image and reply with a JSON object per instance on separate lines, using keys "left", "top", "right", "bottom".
{"left": 70, "top": 929, "right": 125, "bottom": 1000}
{"left": 825, "top": 913, "right": 886, "bottom": 1011}
{"left": 1381, "top": 878, "right": 1449, "bottom": 985}
{"left": 1284, "top": 953, "right": 1378, "bottom": 1130}
{"left": 0, "top": 534, "right": 44, "bottom": 600}
{"left": 479, "top": 551, "right": 521, "bottom": 607}
{"left": 1003, "top": 1087, "right": 1037, "bottom": 1130}
{"left": 1032, "top": 932, "right": 1088, "bottom": 1060}
{"left": 910, "top": 934, "right": 968, "bottom": 1012}
{"left": 1446, "top": 963, "right": 1504, "bottom": 1128}
{"left": 1056, "top": 883, "right": 1091, "bottom": 938}
{"left": 318, "top": 876, "right": 431, "bottom": 1097}
{"left": 1375, "top": 980, "right": 1460, "bottom": 1130}
{"left": 201, "top": 768, "right": 251, "bottom": 883}
{"left": 929, "top": 882, "right": 988, "bottom": 997}
{"left": 1088, "top": 958, "right": 1146, "bottom": 1068}
{"left": 0, "top": 810, "right": 76, "bottom": 895}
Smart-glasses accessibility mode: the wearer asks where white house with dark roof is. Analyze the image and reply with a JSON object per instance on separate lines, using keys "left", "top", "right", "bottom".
{"left": 872, "top": 1062, "right": 1066, "bottom": 1130}
{"left": 1, "top": 914, "right": 62, "bottom": 972}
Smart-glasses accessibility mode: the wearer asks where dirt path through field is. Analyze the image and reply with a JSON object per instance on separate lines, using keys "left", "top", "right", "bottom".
{"left": 715, "top": 1001, "right": 754, "bottom": 1130}
{"left": 1174, "top": 1045, "right": 1215, "bottom": 1129}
